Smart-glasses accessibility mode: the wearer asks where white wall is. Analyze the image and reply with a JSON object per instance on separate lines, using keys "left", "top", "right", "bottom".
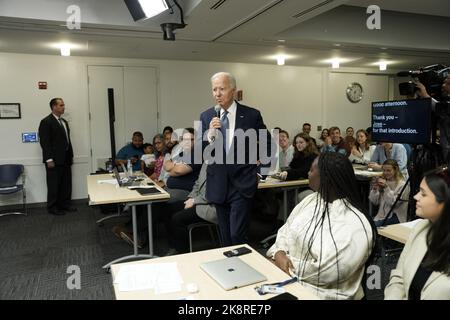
{"left": 0, "top": 52, "right": 394, "bottom": 205}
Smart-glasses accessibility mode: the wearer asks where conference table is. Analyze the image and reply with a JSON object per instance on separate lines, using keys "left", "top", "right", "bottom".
{"left": 257, "top": 178, "right": 309, "bottom": 221}
{"left": 377, "top": 219, "right": 420, "bottom": 244}
{"left": 257, "top": 178, "right": 309, "bottom": 247}
{"left": 87, "top": 173, "right": 170, "bottom": 269}
{"left": 110, "top": 244, "right": 319, "bottom": 300}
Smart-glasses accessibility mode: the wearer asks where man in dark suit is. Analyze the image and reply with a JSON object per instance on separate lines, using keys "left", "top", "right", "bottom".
{"left": 38, "top": 98, "right": 75, "bottom": 215}
{"left": 200, "top": 72, "right": 272, "bottom": 246}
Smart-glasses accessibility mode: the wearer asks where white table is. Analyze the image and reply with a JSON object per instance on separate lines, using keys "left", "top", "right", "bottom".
{"left": 87, "top": 173, "right": 170, "bottom": 269}
{"left": 111, "top": 244, "right": 319, "bottom": 300}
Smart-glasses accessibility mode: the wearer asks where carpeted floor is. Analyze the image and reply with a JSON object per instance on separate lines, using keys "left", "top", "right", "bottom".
{"left": 0, "top": 202, "right": 398, "bottom": 300}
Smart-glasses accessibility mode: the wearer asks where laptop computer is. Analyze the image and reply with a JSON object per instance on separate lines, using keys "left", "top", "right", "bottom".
{"left": 112, "top": 167, "right": 140, "bottom": 187}
{"left": 200, "top": 257, "right": 267, "bottom": 290}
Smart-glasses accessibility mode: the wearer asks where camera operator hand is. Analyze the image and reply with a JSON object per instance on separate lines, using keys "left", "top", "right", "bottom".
{"left": 414, "top": 81, "right": 431, "bottom": 98}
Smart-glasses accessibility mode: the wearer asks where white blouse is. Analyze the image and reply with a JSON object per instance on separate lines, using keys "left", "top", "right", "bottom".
{"left": 267, "top": 193, "right": 374, "bottom": 300}
{"left": 349, "top": 145, "right": 376, "bottom": 164}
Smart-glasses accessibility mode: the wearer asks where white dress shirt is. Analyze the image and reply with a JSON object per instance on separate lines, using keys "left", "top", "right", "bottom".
{"left": 220, "top": 101, "right": 236, "bottom": 151}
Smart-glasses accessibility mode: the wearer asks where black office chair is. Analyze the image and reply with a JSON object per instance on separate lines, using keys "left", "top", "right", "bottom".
{"left": 0, "top": 164, "right": 27, "bottom": 217}
{"left": 188, "top": 221, "right": 221, "bottom": 252}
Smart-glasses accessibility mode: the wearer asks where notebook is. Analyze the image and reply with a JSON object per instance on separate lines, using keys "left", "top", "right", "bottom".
{"left": 200, "top": 257, "right": 267, "bottom": 291}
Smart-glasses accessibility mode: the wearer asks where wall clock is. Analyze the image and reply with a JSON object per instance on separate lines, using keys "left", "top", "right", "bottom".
{"left": 346, "top": 82, "right": 363, "bottom": 103}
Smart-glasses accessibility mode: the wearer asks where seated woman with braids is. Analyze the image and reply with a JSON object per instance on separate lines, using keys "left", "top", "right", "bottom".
{"left": 267, "top": 152, "right": 377, "bottom": 300}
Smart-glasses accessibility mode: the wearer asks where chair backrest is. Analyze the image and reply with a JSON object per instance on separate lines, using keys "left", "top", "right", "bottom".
{"left": 0, "top": 164, "right": 24, "bottom": 188}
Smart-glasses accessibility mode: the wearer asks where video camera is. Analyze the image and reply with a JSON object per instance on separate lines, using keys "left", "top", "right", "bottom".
{"left": 398, "top": 64, "right": 449, "bottom": 98}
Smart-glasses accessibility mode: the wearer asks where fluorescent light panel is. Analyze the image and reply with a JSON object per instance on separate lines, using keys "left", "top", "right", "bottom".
{"left": 331, "top": 59, "right": 340, "bottom": 68}
{"left": 60, "top": 44, "right": 71, "bottom": 56}
{"left": 139, "top": 0, "right": 168, "bottom": 19}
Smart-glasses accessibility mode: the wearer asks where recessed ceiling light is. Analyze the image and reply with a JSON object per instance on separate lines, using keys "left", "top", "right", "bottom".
{"left": 331, "top": 58, "right": 340, "bottom": 68}
{"left": 60, "top": 44, "right": 71, "bottom": 56}
{"left": 276, "top": 56, "right": 285, "bottom": 66}
{"left": 379, "top": 61, "right": 387, "bottom": 71}
{"left": 278, "top": 39, "right": 285, "bottom": 43}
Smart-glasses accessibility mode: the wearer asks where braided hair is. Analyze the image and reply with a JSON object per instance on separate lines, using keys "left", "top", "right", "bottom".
{"left": 297, "top": 152, "right": 377, "bottom": 298}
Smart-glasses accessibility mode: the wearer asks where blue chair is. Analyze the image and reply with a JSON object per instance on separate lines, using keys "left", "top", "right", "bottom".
{"left": 0, "top": 164, "right": 26, "bottom": 217}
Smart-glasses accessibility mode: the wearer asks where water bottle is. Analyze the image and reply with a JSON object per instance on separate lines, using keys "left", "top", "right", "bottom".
{"left": 127, "top": 159, "right": 133, "bottom": 177}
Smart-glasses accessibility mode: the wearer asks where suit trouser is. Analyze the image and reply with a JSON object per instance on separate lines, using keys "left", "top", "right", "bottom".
{"left": 171, "top": 207, "right": 204, "bottom": 253}
{"left": 215, "top": 188, "right": 253, "bottom": 247}
{"left": 46, "top": 163, "right": 72, "bottom": 211}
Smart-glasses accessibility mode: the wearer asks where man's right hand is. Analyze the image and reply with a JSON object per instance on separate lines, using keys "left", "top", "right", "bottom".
{"left": 47, "top": 161, "right": 55, "bottom": 169}
{"left": 208, "top": 117, "right": 222, "bottom": 141}
{"left": 274, "top": 251, "right": 294, "bottom": 276}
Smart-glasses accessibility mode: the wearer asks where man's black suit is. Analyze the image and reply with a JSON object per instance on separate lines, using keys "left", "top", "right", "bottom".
{"left": 200, "top": 102, "right": 271, "bottom": 245}
{"left": 38, "top": 114, "right": 74, "bottom": 212}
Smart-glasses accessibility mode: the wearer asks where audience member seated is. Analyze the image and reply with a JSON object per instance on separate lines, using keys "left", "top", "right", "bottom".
{"left": 369, "top": 142, "right": 408, "bottom": 177}
{"left": 302, "top": 122, "right": 317, "bottom": 147}
{"left": 346, "top": 126, "right": 355, "bottom": 139}
{"left": 164, "top": 130, "right": 178, "bottom": 154}
{"left": 163, "top": 125, "right": 173, "bottom": 136}
{"left": 345, "top": 127, "right": 356, "bottom": 150}
{"left": 316, "top": 128, "right": 329, "bottom": 150}
{"left": 279, "top": 133, "right": 319, "bottom": 181}
{"left": 321, "top": 126, "right": 351, "bottom": 156}
{"left": 349, "top": 129, "right": 376, "bottom": 164}
{"left": 140, "top": 143, "right": 155, "bottom": 176}
{"left": 168, "top": 163, "right": 218, "bottom": 254}
{"left": 149, "top": 134, "right": 166, "bottom": 181}
{"left": 267, "top": 152, "right": 377, "bottom": 300}
{"left": 384, "top": 165, "right": 450, "bottom": 300}
{"left": 164, "top": 128, "right": 202, "bottom": 202}
{"left": 366, "top": 127, "right": 376, "bottom": 146}
{"left": 369, "top": 159, "right": 410, "bottom": 227}
{"left": 278, "top": 130, "right": 294, "bottom": 171}
{"left": 115, "top": 131, "right": 144, "bottom": 172}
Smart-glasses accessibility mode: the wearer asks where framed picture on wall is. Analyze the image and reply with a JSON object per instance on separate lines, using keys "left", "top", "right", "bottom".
{"left": 0, "top": 103, "right": 21, "bottom": 119}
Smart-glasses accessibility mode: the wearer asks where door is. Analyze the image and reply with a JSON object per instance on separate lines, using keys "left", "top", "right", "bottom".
{"left": 87, "top": 65, "right": 158, "bottom": 172}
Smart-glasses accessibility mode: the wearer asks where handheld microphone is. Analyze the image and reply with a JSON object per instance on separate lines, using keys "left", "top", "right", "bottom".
{"left": 212, "top": 105, "right": 221, "bottom": 142}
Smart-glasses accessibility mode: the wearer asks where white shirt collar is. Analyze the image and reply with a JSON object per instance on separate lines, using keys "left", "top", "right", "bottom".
{"left": 52, "top": 113, "right": 62, "bottom": 120}
{"left": 221, "top": 101, "right": 237, "bottom": 117}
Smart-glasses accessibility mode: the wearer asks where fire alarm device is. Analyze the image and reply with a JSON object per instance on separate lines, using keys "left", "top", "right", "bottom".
{"left": 38, "top": 82, "right": 47, "bottom": 89}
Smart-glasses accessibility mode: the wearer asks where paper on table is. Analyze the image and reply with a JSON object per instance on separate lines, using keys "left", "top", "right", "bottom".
{"left": 97, "top": 179, "right": 118, "bottom": 185}
{"left": 114, "top": 263, "right": 183, "bottom": 293}
{"left": 400, "top": 219, "right": 423, "bottom": 229}
{"left": 154, "top": 263, "right": 184, "bottom": 294}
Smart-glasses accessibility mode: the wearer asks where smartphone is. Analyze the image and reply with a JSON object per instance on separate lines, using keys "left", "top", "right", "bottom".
{"left": 268, "top": 292, "right": 298, "bottom": 300}
{"left": 223, "top": 246, "right": 252, "bottom": 257}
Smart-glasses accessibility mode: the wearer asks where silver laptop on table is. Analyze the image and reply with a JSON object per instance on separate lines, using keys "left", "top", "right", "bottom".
{"left": 112, "top": 167, "right": 140, "bottom": 187}
{"left": 200, "top": 257, "right": 267, "bottom": 290}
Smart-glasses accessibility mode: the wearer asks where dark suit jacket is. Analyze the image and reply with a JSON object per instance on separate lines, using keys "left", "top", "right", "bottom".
{"left": 200, "top": 102, "right": 271, "bottom": 203}
{"left": 38, "top": 114, "right": 73, "bottom": 165}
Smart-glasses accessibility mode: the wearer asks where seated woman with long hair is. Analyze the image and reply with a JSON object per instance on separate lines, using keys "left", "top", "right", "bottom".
{"left": 349, "top": 129, "right": 376, "bottom": 164}
{"left": 369, "top": 159, "right": 410, "bottom": 227}
{"left": 385, "top": 165, "right": 450, "bottom": 300}
{"left": 267, "top": 152, "right": 377, "bottom": 299}
{"left": 279, "top": 133, "right": 319, "bottom": 181}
